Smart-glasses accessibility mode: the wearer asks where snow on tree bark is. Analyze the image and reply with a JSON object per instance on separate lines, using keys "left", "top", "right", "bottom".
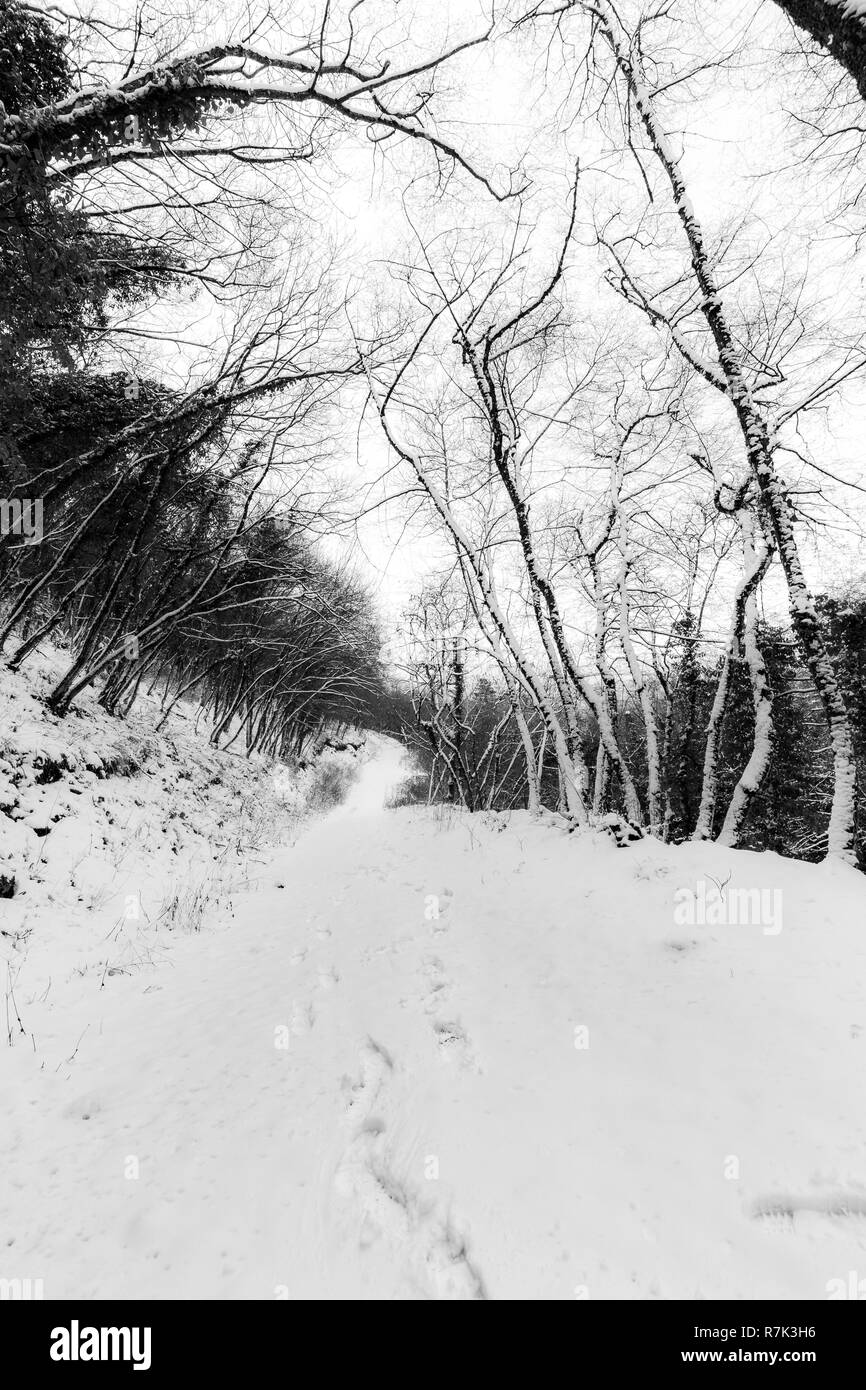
{"left": 771, "top": 1, "right": 866, "bottom": 101}
{"left": 590, "top": 0, "right": 859, "bottom": 864}
{"left": 694, "top": 511, "right": 774, "bottom": 842}
{"left": 617, "top": 519, "right": 662, "bottom": 833}
{"left": 718, "top": 513, "right": 777, "bottom": 847}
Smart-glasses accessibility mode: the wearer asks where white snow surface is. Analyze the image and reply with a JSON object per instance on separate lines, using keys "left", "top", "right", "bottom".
{"left": 2, "top": 717, "right": 866, "bottom": 1300}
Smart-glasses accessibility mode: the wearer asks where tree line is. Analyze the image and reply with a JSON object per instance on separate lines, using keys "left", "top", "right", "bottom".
{"left": 0, "top": 0, "right": 397, "bottom": 766}
{"left": 0, "top": 0, "right": 864, "bottom": 869}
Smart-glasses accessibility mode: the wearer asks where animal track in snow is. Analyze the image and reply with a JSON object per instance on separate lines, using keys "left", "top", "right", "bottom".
{"left": 341, "top": 1038, "right": 393, "bottom": 1121}
{"left": 422, "top": 954, "right": 449, "bottom": 985}
{"left": 409, "top": 955, "right": 483, "bottom": 1072}
{"left": 334, "top": 1039, "right": 486, "bottom": 1299}
{"left": 433, "top": 1019, "right": 482, "bottom": 1073}
{"left": 750, "top": 1191, "right": 866, "bottom": 1226}
{"left": 289, "top": 999, "right": 315, "bottom": 1035}
{"left": 418, "top": 955, "right": 450, "bottom": 1013}
{"left": 430, "top": 887, "right": 454, "bottom": 935}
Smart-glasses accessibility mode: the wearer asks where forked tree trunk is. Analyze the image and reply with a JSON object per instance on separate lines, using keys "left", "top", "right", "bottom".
{"left": 384, "top": 421, "right": 590, "bottom": 824}
{"left": 504, "top": 673, "right": 541, "bottom": 814}
{"left": 694, "top": 513, "right": 774, "bottom": 841}
{"left": 718, "top": 514, "right": 776, "bottom": 845}
{"left": 466, "top": 346, "right": 641, "bottom": 825}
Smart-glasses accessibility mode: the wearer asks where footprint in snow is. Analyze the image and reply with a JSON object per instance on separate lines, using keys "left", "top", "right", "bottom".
{"left": 750, "top": 1191, "right": 866, "bottom": 1226}
{"left": 434, "top": 887, "right": 454, "bottom": 919}
{"left": 290, "top": 999, "right": 315, "bottom": 1035}
{"left": 334, "top": 1038, "right": 485, "bottom": 1300}
{"left": 342, "top": 1038, "right": 393, "bottom": 1121}
{"left": 433, "top": 1019, "right": 482, "bottom": 1073}
{"left": 423, "top": 954, "right": 448, "bottom": 980}
{"left": 418, "top": 956, "right": 451, "bottom": 1010}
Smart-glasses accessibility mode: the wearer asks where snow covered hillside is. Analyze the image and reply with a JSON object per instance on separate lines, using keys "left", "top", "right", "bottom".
{"left": 2, "top": 727, "right": 865, "bottom": 1301}
{"left": 0, "top": 644, "right": 364, "bottom": 1065}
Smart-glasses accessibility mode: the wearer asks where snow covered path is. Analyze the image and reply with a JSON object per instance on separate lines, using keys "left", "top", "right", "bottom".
{"left": 3, "top": 737, "right": 866, "bottom": 1300}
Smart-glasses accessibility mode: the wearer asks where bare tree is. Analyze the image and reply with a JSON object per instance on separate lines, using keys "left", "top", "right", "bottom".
{"left": 542, "top": 0, "right": 862, "bottom": 862}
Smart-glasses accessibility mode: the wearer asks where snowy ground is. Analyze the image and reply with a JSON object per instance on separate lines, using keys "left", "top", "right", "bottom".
{"left": 2, "top": 734, "right": 866, "bottom": 1300}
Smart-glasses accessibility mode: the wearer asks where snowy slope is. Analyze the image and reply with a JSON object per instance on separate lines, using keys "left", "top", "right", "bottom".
{"left": 2, "top": 734, "right": 866, "bottom": 1300}
{"left": 0, "top": 647, "right": 364, "bottom": 1012}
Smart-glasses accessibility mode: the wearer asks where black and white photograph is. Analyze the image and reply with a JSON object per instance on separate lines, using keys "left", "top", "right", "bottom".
{"left": 1, "top": 0, "right": 865, "bottom": 1338}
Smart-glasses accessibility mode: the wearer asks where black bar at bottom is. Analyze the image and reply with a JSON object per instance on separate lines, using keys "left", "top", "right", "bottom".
{"left": 1, "top": 1298, "right": 860, "bottom": 1376}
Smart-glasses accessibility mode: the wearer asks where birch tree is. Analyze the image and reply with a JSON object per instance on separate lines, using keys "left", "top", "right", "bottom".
{"left": 541, "top": 0, "right": 861, "bottom": 862}
{"left": 771, "top": 0, "right": 866, "bottom": 100}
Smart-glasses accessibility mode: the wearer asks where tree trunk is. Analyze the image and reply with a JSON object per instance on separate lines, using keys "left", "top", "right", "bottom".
{"left": 618, "top": 525, "right": 662, "bottom": 832}
{"left": 718, "top": 515, "right": 776, "bottom": 845}
{"left": 594, "top": 0, "right": 859, "bottom": 863}
{"left": 772, "top": 0, "right": 866, "bottom": 100}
